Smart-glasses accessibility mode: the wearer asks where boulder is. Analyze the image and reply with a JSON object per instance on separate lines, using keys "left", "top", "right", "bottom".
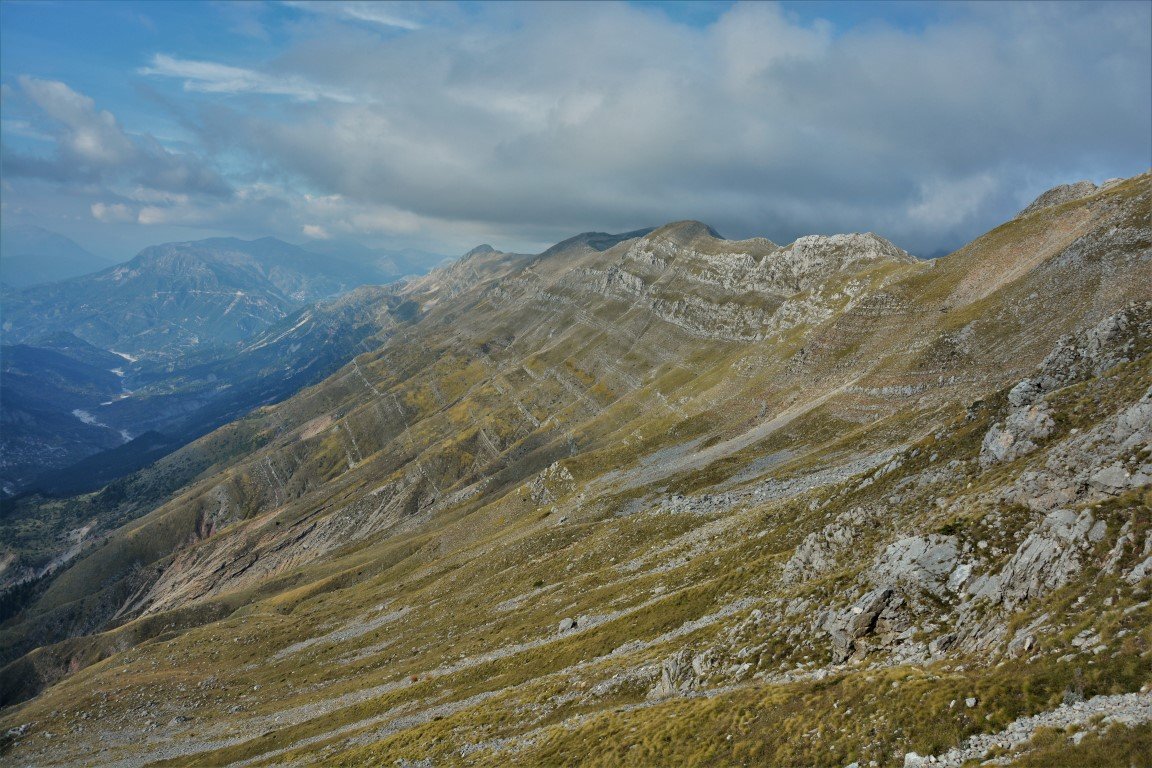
{"left": 980, "top": 401, "right": 1054, "bottom": 466}
{"left": 648, "top": 649, "right": 698, "bottom": 699}
{"left": 823, "top": 586, "right": 894, "bottom": 663}
{"left": 1089, "top": 464, "right": 1129, "bottom": 495}
{"left": 873, "top": 535, "right": 963, "bottom": 596}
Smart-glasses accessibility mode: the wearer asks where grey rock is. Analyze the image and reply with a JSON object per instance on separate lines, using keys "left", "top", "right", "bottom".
{"left": 929, "top": 633, "right": 957, "bottom": 657}
{"left": 648, "top": 649, "right": 698, "bottom": 699}
{"left": 1007, "top": 378, "right": 1042, "bottom": 407}
{"left": 972, "top": 508, "right": 1099, "bottom": 609}
{"left": 1090, "top": 464, "right": 1130, "bottom": 494}
{"left": 873, "top": 535, "right": 965, "bottom": 596}
{"left": 782, "top": 515, "right": 860, "bottom": 583}
{"left": 1113, "top": 401, "right": 1151, "bottom": 448}
{"left": 823, "top": 586, "right": 894, "bottom": 663}
{"left": 558, "top": 617, "right": 577, "bottom": 633}
{"left": 980, "top": 400, "right": 1054, "bottom": 466}
{"left": 1017, "top": 180, "right": 1098, "bottom": 218}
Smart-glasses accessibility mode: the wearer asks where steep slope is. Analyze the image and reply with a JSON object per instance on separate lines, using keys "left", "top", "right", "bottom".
{"left": 0, "top": 173, "right": 1149, "bottom": 767}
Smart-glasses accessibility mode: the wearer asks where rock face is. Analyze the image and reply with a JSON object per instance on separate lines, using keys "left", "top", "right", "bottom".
{"left": 648, "top": 649, "right": 698, "bottom": 699}
{"left": 1017, "top": 180, "right": 1099, "bottom": 218}
{"left": 871, "top": 535, "right": 975, "bottom": 600}
{"left": 539, "top": 224, "right": 917, "bottom": 342}
{"left": 968, "top": 508, "right": 1106, "bottom": 610}
{"left": 822, "top": 586, "right": 898, "bottom": 663}
{"left": 980, "top": 400, "right": 1054, "bottom": 465}
{"left": 781, "top": 507, "right": 873, "bottom": 584}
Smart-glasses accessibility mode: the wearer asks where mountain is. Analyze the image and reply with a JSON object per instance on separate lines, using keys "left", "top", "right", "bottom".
{"left": 0, "top": 174, "right": 1149, "bottom": 767}
{"left": 0, "top": 236, "right": 447, "bottom": 496}
{"left": 0, "top": 333, "right": 130, "bottom": 494}
{"left": 0, "top": 226, "right": 116, "bottom": 289}
{"left": 0, "top": 282, "right": 418, "bottom": 497}
{"left": 0, "top": 236, "right": 395, "bottom": 361}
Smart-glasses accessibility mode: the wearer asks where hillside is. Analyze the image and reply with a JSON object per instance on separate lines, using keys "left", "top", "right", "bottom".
{"left": 0, "top": 173, "right": 1149, "bottom": 767}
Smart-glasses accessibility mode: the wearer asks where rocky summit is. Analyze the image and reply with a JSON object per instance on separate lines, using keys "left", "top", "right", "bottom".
{"left": 1, "top": 173, "right": 1150, "bottom": 767}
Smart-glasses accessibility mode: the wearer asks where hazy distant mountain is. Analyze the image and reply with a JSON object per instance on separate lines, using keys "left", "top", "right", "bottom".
{"left": 0, "top": 236, "right": 438, "bottom": 493}
{"left": 0, "top": 236, "right": 398, "bottom": 361}
{"left": 0, "top": 225, "right": 117, "bottom": 288}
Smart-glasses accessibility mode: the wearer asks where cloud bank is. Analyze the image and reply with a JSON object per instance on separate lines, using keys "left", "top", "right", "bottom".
{"left": 2, "top": 1, "right": 1149, "bottom": 257}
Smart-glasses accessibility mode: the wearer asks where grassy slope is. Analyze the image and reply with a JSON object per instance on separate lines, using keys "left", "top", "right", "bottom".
{"left": 0, "top": 174, "right": 1149, "bottom": 766}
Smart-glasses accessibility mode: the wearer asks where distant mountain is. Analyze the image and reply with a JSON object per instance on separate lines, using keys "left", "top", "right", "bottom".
{"left": 0, "top": 225, "right": 117, "bottom": 288}
{"left": 0, "top": 235, "right": 450, "bottom": 495}
{"left": 23, "top": 285, "right": 407, "bottom": 497}
{"left": 0, "top": 236, "right": 398, "bottom": 361}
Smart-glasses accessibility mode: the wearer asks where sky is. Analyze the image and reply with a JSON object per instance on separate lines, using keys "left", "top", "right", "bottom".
{"left": 1, "top": 0, "right": 1149, "bottom": 261}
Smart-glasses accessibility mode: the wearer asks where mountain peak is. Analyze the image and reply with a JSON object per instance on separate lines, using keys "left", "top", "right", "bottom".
{"left": 649, "top": 220, "right": 723, "bottom": 244}
{"left": 463, "top": 244, "right": 498, "bottom": 258}
{"left": 784, "top": 231, "right": 917, "bottom": 267}
{"left": 538, "top": 228, "right": 656, "bottom": 261}
{"left": 1017, "top": 180, "right": 1099, "bottom": 218}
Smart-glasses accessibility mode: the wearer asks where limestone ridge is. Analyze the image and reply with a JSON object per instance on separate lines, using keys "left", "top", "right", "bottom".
{"left": 1016, "top": 177, "right": 1127, "bottom": 219}
{"left": 527, "top": 224, "right": 918, "bottom": 341}
{"left": 0, "top": 173, "right": 1150, "bottom": 767}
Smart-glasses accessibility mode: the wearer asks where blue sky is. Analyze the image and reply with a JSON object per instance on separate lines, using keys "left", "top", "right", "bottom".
{"left": 2, "top": 1, "right": 1149, "bottom": 260}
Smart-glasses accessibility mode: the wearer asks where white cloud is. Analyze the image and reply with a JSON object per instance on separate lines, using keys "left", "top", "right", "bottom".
{"left": 176, "top": 0, "right": 1145, "bottom": 254}
{"left": 6, "top": 2, "right": 1150, "bottom": 257}
{"left": 139, "top": 54, "right": 361, "bottom": 103}
{"left": 284, "top": 1, "right": 424, "bottom": 30}
{"left": 19, "top": 76, "right": 135, "bottom": 166}
{"left": 91, "top": 202, "right": 135, "bottom": 223}
{"left": 5, "top": 78, "right": 231, "bottom": 198}
{"left": 301, "top": 224, "right": 330, "bottom": 239}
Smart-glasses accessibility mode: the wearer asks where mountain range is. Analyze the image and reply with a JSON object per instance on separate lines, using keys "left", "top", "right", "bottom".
{"left": 0, "top": 236, "right": 445, "bottom": 497}
{"left": 0, "top": 174, "right": 1149, "bottom": 767}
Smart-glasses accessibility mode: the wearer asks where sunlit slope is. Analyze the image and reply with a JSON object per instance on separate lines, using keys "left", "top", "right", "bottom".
{"left": 1, "top": 173, "right": 1149, "bottom": 767}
